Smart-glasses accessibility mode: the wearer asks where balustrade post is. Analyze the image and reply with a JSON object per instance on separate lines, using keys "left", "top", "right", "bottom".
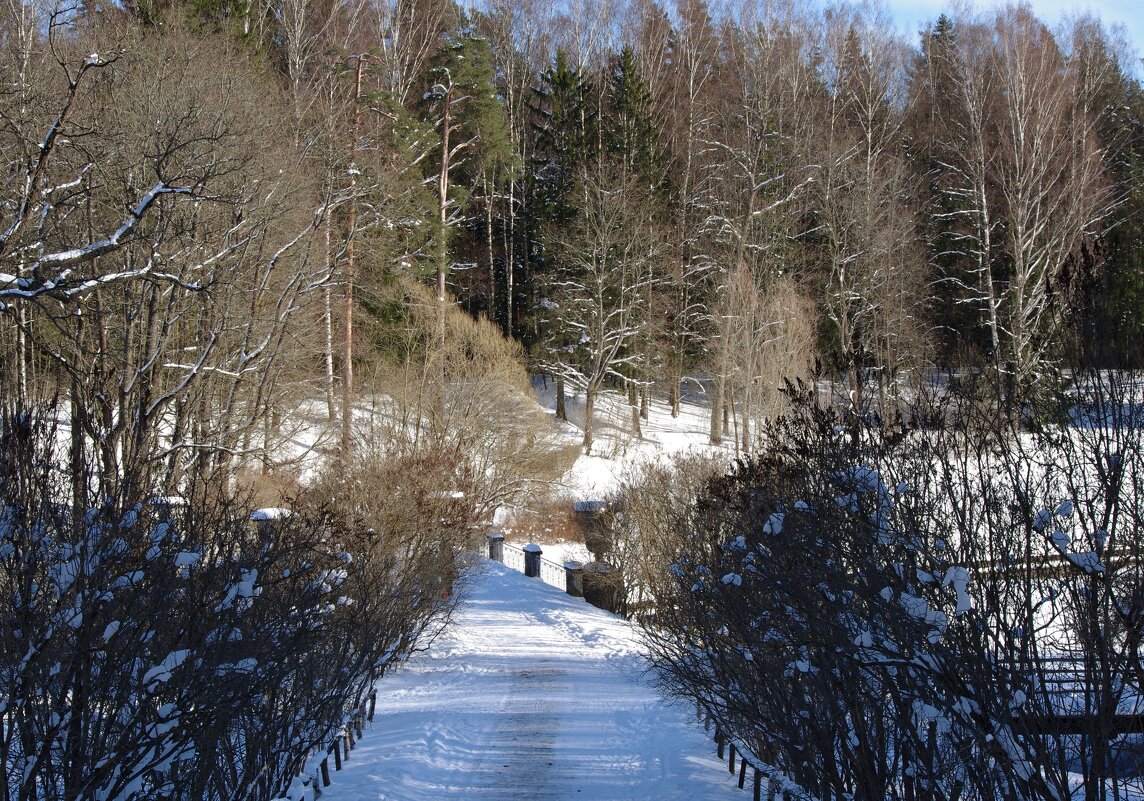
{"left": 487, "top": 532, "right": 505, "bottom": 562}
{"left": 523, "top": 543, "right": 542, "bottom": 577}
{"left": 564, "top": 561, "right": 584, "bottom": 596}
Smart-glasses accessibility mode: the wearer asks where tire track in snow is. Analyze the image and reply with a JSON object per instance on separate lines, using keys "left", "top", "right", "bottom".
{"left": 318, "top": 560, "right": 740, "bottom": 801}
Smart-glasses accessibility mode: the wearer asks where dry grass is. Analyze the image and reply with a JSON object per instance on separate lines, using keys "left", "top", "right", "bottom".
{"left": 503, "top": 499, "right": 584, "bottom": 545}
{"left": 233, "top": 466, "right": 303, "bottom": 509}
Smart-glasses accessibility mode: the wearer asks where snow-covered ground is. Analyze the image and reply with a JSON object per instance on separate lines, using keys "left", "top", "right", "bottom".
{"left": 492, "top": 378, "right": 731, "bottom": 561}
{"left": 532, "top": 376, "right": 732, "bottom": 500}
{"left": 317, "top": 560, "right": 742, "bottom": 801}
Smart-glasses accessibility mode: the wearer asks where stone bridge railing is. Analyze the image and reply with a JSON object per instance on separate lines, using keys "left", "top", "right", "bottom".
{"left": 486, "top": 533, "right": 585, "bottom": 597}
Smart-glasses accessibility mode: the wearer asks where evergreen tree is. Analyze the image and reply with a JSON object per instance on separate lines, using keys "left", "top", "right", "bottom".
{"left": 531, "top": 50, "right": 597, "bottom": 226}
{"left": 524, "top": 51, "right": 597, "bottom": 418}
{"left": 605, "top": 46, "right": 667, "bottom": 195}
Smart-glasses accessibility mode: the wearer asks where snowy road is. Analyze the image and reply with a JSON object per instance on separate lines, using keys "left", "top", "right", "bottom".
{"left": 319, "top": 560, "right": 742, "bottom": 801}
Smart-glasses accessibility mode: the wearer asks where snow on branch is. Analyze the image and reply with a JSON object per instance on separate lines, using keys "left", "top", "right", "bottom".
{"left": 1, "top": 183, "right": 193, "bottom": 307}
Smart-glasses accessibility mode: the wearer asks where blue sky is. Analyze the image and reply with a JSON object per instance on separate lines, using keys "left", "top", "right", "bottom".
{"left": 886, "top": 0, "right": 1143, "bottom": 66}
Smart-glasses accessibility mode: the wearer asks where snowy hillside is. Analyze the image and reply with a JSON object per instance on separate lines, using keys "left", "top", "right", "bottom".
{"left": 530, "top": 376, "right": 733, "bottom": 501}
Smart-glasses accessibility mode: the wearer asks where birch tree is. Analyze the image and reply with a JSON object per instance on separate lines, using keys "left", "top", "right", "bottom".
{"left": 990, "top": 8, "right": 1114, "bottom": 402}
{"left": 813, "top": 9, "right": 927, "bottom": 421}
{"left": 706, "top": 4, "right": 819, "bottom": 445}
{"left": 658, "top": 0, "right": 721, "bottom": 418}
{"left": 925, "top": 9, "right": 1116, "bottom": 405}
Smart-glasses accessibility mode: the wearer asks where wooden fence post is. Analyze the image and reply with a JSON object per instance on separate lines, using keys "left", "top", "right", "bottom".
{"left": 333, "top": 739, "right": 342, "bottom": 771}
{"left": 738, "top": 758, "right": 748, "bottom": 788}
{"left": 716, "top": 728, "right": 725, "bottom": 760}
{"left": 368, "top": 689, "right": 377, "bottom": 722}
{"left": 729, "top": 742, "right": 737, "bottom": 774}
{"left": 753, "top": 769, "right": 762, "bottom": 801}
{"left": 321, "top": 757, "right": 330, "bottom": 786}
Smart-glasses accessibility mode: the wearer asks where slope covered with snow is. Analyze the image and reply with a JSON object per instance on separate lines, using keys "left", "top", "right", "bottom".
{"left": 531, "top": 375, "right": 732, "bottom": 500}
{"left": 318, "top": 560, "right": 742, "bottom": 801}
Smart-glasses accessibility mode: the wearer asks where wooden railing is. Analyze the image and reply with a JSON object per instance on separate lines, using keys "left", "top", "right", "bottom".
{"left": 696, "top": 705, "right": 803, "bottom": 801}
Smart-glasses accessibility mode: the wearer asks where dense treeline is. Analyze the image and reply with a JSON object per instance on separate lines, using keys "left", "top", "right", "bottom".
{"left": 236, "top": 0, "right": 1144, "bottom": 453}
{"left": 4, "top": 0, "right": 1143, "bottom": 454}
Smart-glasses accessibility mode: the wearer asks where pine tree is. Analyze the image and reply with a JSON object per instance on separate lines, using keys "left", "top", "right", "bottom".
{"left": 420, "top": 22, "right": 513, "bottom": 320}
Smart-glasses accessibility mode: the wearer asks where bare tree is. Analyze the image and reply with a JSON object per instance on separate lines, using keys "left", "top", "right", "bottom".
{"left": 544, "top": 171, "right": 662, "bottom": 453}
{"left": 813, "top": 8, "right": 928, "bottom": 421}
{"left": 930, "top": 9, "right": 1116, "bottom": 406}
{"left": 657, "top": 0, "right": 721, "bottom": 418}
{"left": 704, "top": 4, "right": 818, "bottom": 444}
{"left": 991, "top": 8, "right": 1113, "bottom": 401}
{"left": 368, "top": 0, "right": 458, "bottom": 108}
{"left": 0, "top": 19, "right": 338, "bottom": 497}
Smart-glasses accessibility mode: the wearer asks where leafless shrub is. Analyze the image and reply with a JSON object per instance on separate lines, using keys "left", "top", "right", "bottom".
{"left": 506, "top": 499, "right": 584, "bottom": 546}
{"left": 358, "top": 278, "right": 570, "bottom": 521}
{"left": 605, "top": 449, "right": 728, "bottom": 617}
{"left": 643, "top": 368, "right": 1144, "bottom": 801}
{"left": 0, "top": 404, "right": 461, "bottom": 801}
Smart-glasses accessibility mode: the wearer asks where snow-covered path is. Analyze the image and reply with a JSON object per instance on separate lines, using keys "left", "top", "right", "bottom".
{"left": 319, "top": 560, "right": 742, "bottom": 801}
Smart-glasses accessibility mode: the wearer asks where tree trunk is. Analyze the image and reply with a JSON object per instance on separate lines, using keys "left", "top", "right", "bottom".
{"left": 15, "top": 304, "right": 27, "bottom": 415}
{"left": 740, "top": 395, "right": 750, "bottom": 455}
{"left": 341, "top": 57, "right": 365, "bottom": 464}
{"left": 485, "top": 173, "right": 496, "bottom": 324}
{"left": 555, "top": 375, "right": 567, "bottom": 421}
{"left": 628, "top": 379, "right": 641, "bottom": 439}
{"left": 710, "top": 371, "right": 725, "bottom": 444}
{"left": 323, "top": 210, "right": 337, "bottom": 423}
{"left": 435, "top": 82, "right": 454, "bottom": 432}
{"left": 505, "top": 179, "right": 515, "bottom": 336}
{"left": 583, "top": 385, "right": 596, "bottom": 454}
{"left": 847, "top": 349, "right": 863, "bottom": 448}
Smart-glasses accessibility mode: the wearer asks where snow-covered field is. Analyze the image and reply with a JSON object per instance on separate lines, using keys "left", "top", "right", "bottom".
{"left": 316, "top": 560, "right": 743, "bottom": 801}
